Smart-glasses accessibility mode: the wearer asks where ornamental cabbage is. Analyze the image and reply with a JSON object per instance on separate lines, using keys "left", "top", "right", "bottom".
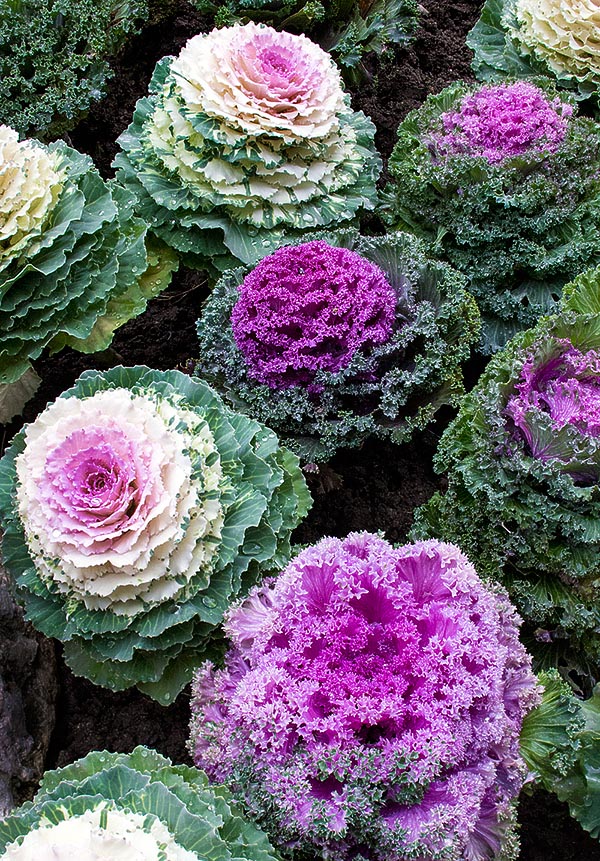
{"left": 0, "top": 747, "right": 280, "bottom": 861}
{"left": 0, "top": 125, "right": 176, "bottom": 400}
{"left": 386, "top": 80, "right": 600, "bottom": 353}
{"left": 412, "top": 265, "right": 600, "bottom": 671}
{"left": 0, "top": 366, "right": 311, "bottom": 703}
{"left": 189, "top": 532, "right": 539, "bottom": 861}
{"left": 194, "top": 231, "right": 480, "bottom": 461}
{"left": 114, "top": 23, "right": 381, "bottom": 277}
{"left": 468, "top": 0, "right": 600, "bottom": 103}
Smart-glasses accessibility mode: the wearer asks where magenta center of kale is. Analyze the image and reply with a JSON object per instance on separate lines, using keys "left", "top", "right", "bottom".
{"left": 231, "top": 240, "right": 397, "bottom": 389}
{"left": 434, "top": 82, "right": 572, "bottom": 164}
{"left": 505, "top": 341, "right": 600, "bottom": 461}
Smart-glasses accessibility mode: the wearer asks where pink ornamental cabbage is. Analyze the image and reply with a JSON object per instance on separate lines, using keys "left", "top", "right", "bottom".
{"left": 506, "top": 339, "right": 600, "bottom": 459}
{"left": 435, "top": 81, "right": 572, "bottom": 163}
{"left": 230, "top": 240, "right": 397, "bottom": 388}
{"left": 190, "top": 532, "right": 539, "bottom": 861}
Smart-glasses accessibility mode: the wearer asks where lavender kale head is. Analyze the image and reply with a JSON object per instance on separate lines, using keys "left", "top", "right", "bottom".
{"left": 413, "top": 265, "right": 600, "bottom": 672}
{"left": 195, "top": 231, "right": 480, "bottom": 461}
{"left": 387, "top": 80, "right": 600, "bottom": 353}
{"left": 189, "top": 532, "right": 539, "bottom": 861}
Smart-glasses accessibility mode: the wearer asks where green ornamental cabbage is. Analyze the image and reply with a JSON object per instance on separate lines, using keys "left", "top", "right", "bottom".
{"left": 468, "top": 0, "right": 600, "bottom": 104}
{"left": 412, "top": 266, "right": 600, "bottom": 670}
{"left": 0, "top": 366, "right": 311, "bottom": 703}
{"left": 194, "top": 230, "right": 480, "bottom": 462}
{"left": 386, "top": 79, "right": 600, "bottom": 353}
{"left": 0, "top": 0, "right": 149, "bottom": 140}
{"left": 0, "top": 125, "right": 177, "bottom": 397}
{"left": 114, "top": 22, "right": 381, "bottom": 277}
{"left": 0, "top": 746, "right": 281, "bottom": 861}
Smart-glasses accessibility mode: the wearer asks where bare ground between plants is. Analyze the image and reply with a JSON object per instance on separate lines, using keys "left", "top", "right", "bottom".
{"left": 2, "top": 0, "right": 600, "bottom": 856}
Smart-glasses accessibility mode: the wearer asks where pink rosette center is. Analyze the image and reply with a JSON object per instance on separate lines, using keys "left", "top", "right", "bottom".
{"left": 40, "top": 425, "right": 158, "bottom": 548}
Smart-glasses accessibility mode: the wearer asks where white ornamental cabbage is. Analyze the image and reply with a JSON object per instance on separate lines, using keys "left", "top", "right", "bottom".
{"left": 0, "top": 124, "right": 177, "bottom": 400}
{"left": 0, "top": 366, "right": 311, "bottom": 702}
{"left": 468, "top": 0, "right": 600, "bottom": 102}
{"left": 0, "top": 748, "right": 280, "bottom": 861}
{"left": 0, "top": 127, "right": 63, "bottom": 260}
{"left": 510, "top": 0, "right": 600, "bottom": 84}
{"left": 115, "top": 23, "right": 381, "bottom": 276}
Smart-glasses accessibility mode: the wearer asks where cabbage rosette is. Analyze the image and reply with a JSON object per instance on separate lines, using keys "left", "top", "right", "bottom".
{"left": 0, "top": 746, "right": 280, "bottom": 861}
{"left": 189, "top": 532, "right": 539, "bottom": 861}
{"left": 413, "top": 266, "right": 600, "bottom": 669}
{"left": 194, "top": 231, "right": 480, "bottom": 461}
{"left": 114, "top": 23, "right": 380, "bottom": 276}
{"left": 0, "top": 366, "right": 311, "bottom": 702}
{"left": 468, "top": 0, "right": 600, "bottom": 103}
{"left": 0, "top": 125, "right": 176, "bottom": 396}
{"left": 386, "top": 80, "right": 600, "bottom": 353}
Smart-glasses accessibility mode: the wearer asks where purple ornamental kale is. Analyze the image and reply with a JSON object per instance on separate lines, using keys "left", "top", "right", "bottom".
{"left": 189, "top": 533, "right": 539, "bottom": 861}
{"left": 434, "top": 82, "right": 573, "bottom": 164}
{"left": 505, "top": 339, "right": 600, "bottom": 461}
{"left": 230, "top": 240, "right": 396, "bottom": 389}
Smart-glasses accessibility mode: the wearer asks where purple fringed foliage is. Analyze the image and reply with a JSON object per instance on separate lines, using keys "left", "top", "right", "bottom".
{"left": 506, "top": 339, "right": 600, "bottom": 459}
{"left": 189, "top": 533, "right": 539, "bottom": 861}
{"left": 230, "top": 240, "right": 396, "bottom": 389}
{"left": 434, "top": 82, "right": 572, "bottom": 164}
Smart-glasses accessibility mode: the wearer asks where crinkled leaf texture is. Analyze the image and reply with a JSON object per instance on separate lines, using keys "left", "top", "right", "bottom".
{"left": 0, "top": 141, "right": 177, "bottom": 386}
{"left": 467, "top": 0, "right": 600, "bottom": 105}
{"left": 412, "top": 264, "right": 600, "bottom": 672}
{"left": 114, "top": 51, "right": 380, "bottom": 278}
{"left": 195, "top": 230, "right": 480, "bottom": 461}
{"left": 386, "top": 80, "right": 600, "bottom": 353}
{"left": 0, "top": 367, "right": 311, "bottom": 703}
{"left": 0, "top": 746, "right": 281, "bottom": 861}
{"left": 521, "top": 671, "right": 600, "bottom": 837}
{"left": 0, "top": 0, "right": 150, "bottom": 139}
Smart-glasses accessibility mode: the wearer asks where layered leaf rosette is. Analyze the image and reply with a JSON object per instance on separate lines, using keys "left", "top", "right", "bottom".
{"left": 0, "top": 366, "right": 311, "bottom": 702}
{"left": 468, "top": 0, "right": 600, "bottom": 103}
{"left": 114, "top": 23, "right": 381, "bottom": 276}
{"left": 0, "top": 125, "right": 176, "bottom": 400}
{"left": 194, "top": 231, "right": 480, "bottom": 461}
{"left": 0, "top": 746, "right": 280, "bottom": 861}
{"left": 189, "top": 532, "right": 539, "bottom": 861}
{"left": 386, "top": 80, "right": 600, "bottom": 352}
{"left": 413, "top": 266, "right": 600, "bottom": 670}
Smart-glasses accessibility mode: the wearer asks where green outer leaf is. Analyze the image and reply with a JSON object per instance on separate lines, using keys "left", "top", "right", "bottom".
{"left": 0, "top": 0, "right": 150, "bottom": 139}
{"left": 522, "top": 673, "right": 600, "bottom": 838}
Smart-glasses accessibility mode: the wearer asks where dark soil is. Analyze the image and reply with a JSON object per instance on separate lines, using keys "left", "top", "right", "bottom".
{"left": 4, "top": 0, "right": 600, "bottom": 857}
